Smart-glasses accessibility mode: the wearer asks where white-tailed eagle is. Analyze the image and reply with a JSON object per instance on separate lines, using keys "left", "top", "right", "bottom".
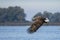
{"left": 28, "top": 16, "right": 49, "bottom": 33}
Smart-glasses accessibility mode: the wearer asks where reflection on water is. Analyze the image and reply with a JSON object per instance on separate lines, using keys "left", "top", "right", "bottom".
{"left": 0, "top": 26, "right": 60, "bottom": 40}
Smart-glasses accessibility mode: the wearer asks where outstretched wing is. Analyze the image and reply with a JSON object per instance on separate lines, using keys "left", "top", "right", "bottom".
{"left": 27, "top": 22, "right": 43, "bottom": 33}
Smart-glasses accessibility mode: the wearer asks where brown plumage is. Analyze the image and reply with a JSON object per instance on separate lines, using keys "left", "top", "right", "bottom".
{"left": 27, "top": 16, "right": 49, "bottom": 33}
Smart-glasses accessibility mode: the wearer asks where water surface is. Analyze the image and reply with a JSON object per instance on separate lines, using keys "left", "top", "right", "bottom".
{"left": 0, "top": 26, "right": 60, "bottom": 40}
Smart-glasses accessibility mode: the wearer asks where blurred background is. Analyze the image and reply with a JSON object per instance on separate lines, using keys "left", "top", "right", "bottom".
{"left": 0, "top": 0, "right": 60, "bottom": 26}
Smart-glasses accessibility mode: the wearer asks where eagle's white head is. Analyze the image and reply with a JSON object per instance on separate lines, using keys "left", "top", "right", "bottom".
{"left": 44, "top": 18, "right": 49, "bottom": 23}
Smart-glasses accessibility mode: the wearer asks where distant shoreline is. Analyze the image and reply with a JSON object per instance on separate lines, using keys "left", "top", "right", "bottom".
{"left": 0, "top": 22, "right": 60, "bottom": 26}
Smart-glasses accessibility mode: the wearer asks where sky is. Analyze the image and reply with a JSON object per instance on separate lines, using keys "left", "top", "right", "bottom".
{"left": 0, "top": 0, "right": 60, "bottom": 21}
